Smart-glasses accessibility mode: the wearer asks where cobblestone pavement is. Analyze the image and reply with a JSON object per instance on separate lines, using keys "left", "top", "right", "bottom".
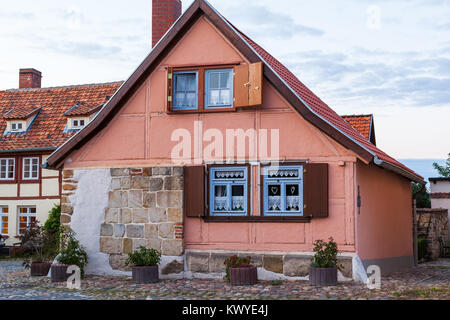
{"left": 0, "top": 260, "right": 448, "bottom": 300}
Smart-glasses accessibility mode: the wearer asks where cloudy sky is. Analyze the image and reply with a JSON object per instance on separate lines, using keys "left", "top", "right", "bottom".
{"left": 1, "top": 0, "right": 449, "bottom": 159}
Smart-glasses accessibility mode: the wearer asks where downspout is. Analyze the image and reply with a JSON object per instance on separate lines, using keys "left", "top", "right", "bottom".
{"left": 412, "top": 183, "right": 425, "bottom": 266}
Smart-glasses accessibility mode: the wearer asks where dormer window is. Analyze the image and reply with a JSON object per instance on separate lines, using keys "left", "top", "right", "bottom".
{"left": 11, "top": 122, "right": 23, "bottom": 132}
{"left": 72, "top": 119, "right": 86, "bottom": 129}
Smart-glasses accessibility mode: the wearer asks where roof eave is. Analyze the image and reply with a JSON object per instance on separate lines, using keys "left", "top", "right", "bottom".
{"left": 374, "top": 156, "right": 425, "bottom": 184}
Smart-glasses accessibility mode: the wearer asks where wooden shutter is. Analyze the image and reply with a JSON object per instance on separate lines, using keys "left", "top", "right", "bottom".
{"left": 303, "top": 163, "right": 328, "bottom": 218}
{"left": 233, "top": 62, "right": 263, "bottom": 107}
{"left": 184, "top": 166, "right": 205, "bottom": 217}
{"left": 167, "top": 67, "right": 173, "bottom": 111}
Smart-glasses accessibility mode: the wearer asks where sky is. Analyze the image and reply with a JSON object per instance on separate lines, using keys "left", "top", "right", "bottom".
{"left": 0, "top": 0, "right": 449, "bottom": 159}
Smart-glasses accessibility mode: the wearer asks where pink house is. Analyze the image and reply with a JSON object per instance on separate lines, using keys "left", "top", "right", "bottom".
{"left": 45, "top": 0, "right": 424, "bottom": 280}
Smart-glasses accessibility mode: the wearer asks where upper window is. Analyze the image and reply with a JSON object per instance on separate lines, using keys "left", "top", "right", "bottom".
{"left": 72, "top": 118, "right": 86, "bottom": 129}
{"left": 0, "top": 158, "right": 15, "bottom": 181}
{"left": 209, "top": 166, "right": 248, "bottom": 216}
{"left": 205, "top": 69, "right": 233, "bottom": 109}
{"left": 11, "top": 122, "right": 23, "bottom": 132}
{"left": 173, "top": 71, "right": 198, "bottom": 111}
{"left": 0, "top": 207, "right": 8, "bottom": 236}
{"left": 18, "top": 206, "right": 36, "bottom": 236}
{"left": 22, "top": 157, "right": 39, "bottom": 180}
{"left": 262, "top": 165, "right": 303, "bottom": 216}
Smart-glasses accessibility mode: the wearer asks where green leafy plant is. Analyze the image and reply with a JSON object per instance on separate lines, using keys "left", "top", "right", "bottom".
{"left": 224, "top": 255, "right": 253, "bottom": 282}
{"left": 125, "top": 246, "right": 161, "bottom": 267}
{"left": 19, "top": 221, "right": 58, "bottom": 268}
{"left": 57, "top": 230, "right": 88, "bottom": 276}
{"left": 412, "top": 182, "right": 431, "bottom": 208}
{"left": 433, "top": 153, "right": 450, "bottom": 178}
{"left": 44, "top": 204, "right": 61, "bottom": 235}
{"left": 418, "top": 238, "right": 428, "bottom": 261}
{"left": 311, "top": 237, "right": 342, "bottom": 269}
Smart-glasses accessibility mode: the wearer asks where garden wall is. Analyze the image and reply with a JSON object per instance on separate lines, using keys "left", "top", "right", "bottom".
{"left": 417, "top": 208, "right": 449, "bottom": 260}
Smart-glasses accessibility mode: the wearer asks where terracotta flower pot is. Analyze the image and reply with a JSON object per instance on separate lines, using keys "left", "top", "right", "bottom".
{"left": 132, "top": 266, "right": 159, "bottom": 284}
{"left": 229, "top": 266, "right": 258, "bottom": 286}
{"left": 309, "top": 267, "right": 338, "bottom": 286}
{"left": 30, "top": 262, "right": 51, "bottom": 277}
{"left": 51, "top": 264, "right": 70, "bottom": 283}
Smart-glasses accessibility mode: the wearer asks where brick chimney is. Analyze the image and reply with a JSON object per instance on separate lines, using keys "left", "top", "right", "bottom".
{"left": 152, "top": 0, "right": 182, "bottom": 48}
{"left": 19, "top": 68, "right": 42, "bottom": 89}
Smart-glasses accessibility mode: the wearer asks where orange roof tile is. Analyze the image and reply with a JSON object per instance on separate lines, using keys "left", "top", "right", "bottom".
{"left": 341, "top": 115, "right": 373, "bottom": 141}
{"left": 0, "top": 82, "right": 122, "bottom": 152}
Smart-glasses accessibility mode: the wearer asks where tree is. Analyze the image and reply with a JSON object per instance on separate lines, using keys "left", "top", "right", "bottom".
{"left": 433, "top": 153, "right": 450, "bottom": 177}
{"left": 412, "top": 182, "right": 431, "bottom": 208}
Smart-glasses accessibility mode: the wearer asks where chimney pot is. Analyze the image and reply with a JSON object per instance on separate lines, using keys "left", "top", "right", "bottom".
{"left": 152, "top": 0, "right": 182, "bottom": 48}
{"left": 19, "top": 68, "right": 42, "bottom": 89}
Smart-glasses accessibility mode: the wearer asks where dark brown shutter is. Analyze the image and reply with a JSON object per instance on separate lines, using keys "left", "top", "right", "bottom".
{"left": 184, "top": 166, "right": 205, "bottom": 217}
{"left": 233, "top": 62, "right": 263, "bottom": 107}
{"left": 167, "top": 67, "right": 173, "bottom": 111}
{"left": 303, "top": 163, "right": 328, "bottom": 218}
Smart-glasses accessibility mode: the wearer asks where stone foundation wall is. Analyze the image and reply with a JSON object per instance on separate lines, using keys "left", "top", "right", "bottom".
{"left": 417, "top": 208, "right": 449, "bottom": 260}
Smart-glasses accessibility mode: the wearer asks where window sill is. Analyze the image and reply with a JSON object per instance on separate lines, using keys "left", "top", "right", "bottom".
{"left": 167, "top": 107, "right": 237, "bottom": 114}
{"left": 202, "top": 216, "right": 311, "bottom": 223}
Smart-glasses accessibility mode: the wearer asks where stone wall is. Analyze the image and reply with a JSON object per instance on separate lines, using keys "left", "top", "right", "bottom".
{"left": 61, "top": 166, "right": 184, "bottom": 273}
{"left": 417, "top": 208, "right": 449, "bottom": 260}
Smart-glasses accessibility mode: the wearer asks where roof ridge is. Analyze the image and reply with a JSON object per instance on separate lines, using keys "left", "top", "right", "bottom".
{"left": 1, "top": 80, "right": 124, "bottom": 93}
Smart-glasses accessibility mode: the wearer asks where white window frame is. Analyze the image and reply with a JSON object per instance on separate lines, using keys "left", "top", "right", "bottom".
{"left": 0, "top": 206, "right": 8, "bottom": 236}
{"left": 17, "top": 206, "right": 36, "bottom": 236}
{"left": 72, "top": 118, "right": 86, "bottom": 129}
{"left": 11, "top": 122, "right": 23, "bottom": 132}
{"left": 205, "top": 68, "right": 234, "bottom": 109}
{"left": 22, "top": 157, "right": 40, "bottom": 180}
{"left": 0, "top": 158, "right": 15, "bottom": 181}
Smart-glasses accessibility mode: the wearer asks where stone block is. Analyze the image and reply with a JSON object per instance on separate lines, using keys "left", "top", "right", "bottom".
{"left": 105, "top": 208, "right": 120, "bottom": 224}
{"left": 120, "top": 177, "right": 132, "bottom": 189}
{"left": 61, "top": 204, "right": 73, "bottom": 215}
{"left": 157, "top": 191, "right": 182, "bottom": 208}
{"left": 133, "top": 238, "right": 148, "bottom": 251}
{"left": 149, "top": 207, "right": 167, "bottom": 223}
{"left": 109, "top": 254, "right": 131, "bottom": 271}
{"left": 159, "top": 223, "right": 175, "bottom": 239}
{"left": 123, "top": 238, "right": 133, "bottom": 254}
{"left": 100, "top": 223, "right": 114, "bottom": 237}
{"left": 128, "top": 190, "right": 143, "bottom": 208}
{"left": 144, "top": 224, "right": 159, "bottom": 239}
{"left": 163, "top": 176, "right": 184, "bottom": 191}
{"left": 63, "top": 170, "right": 74, "bottom": 179}
{"left": 63, "top": 184, "right": 76, "bottom": 191}
{"left": 109, "top": 191, "right": 127, "bottom": 208}
{"left": 172, "top": 167, "right": 184, "bottom": 176}
{"left": 187, "top": 252, "right": 210, "bottom": 273}
{"left": 152, "top": 167, "right": 171, "bottom": 176}
{"left": 126, "top": 225, "right": 144, "bottom": 239}
{"left": 111, "top": 178, "right": 121, "bottom": 190}
{"left": 147, "top": 238, "right": 162, "bottom": 252}
{"left": 132, "top": 176, "right": 150, "bottom": 189}
{"left": 162, "top": 239, "right": 184, "bottom": 256}
{"left": 167, "top": 208, "right": 183, "bottom": 223}
{"left": 143, "top": 192, "right": 156, "bottom": 208}
{"left": 339, "top": 257, "right": 353, "bottom": 278}
{"left": 133, "top": 208, "right": 149, "bottom": 223}
{"left": 209, "top": 253, "right": 234, "bottom": 273}
{"left": 120, "top": 208, "right": 132, "bottom": 224}
{"left": 111, "top": 168, "right": 129, "bottom": 177}
{"left": 60, "top": 214, "right": 71, "bottom": 224}
{"left": 150, "top": 178, "right": 164, "bottom": 192}
{"left": 237, "top": 253, "right": 263, "bottom": 267}
{"left": 263, "top": 255, "right": 283, "bottom": 274}
{"left": 100, "top": 237, "right": 122, "bottom": 254}
{"left": 283, "top": 255, "right": 310, "bottom": 277}
{"left": 143, "top": 168, "right": 152, "bottom": 177}
{"left": 162, "top": 260, "right": 184, "bottom": 275}
{"left": 114, "top": 224, "right": 125, "bottom": 238}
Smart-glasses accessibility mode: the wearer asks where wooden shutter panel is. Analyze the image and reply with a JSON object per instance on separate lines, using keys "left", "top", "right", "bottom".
{"left": 167, "top": 67, "right": 173, "bottom": 111}
{"left": 303, "top": 163, "right": 328, "bottom": 218}
{"left": 233, "top": 62, "right": 263, "bottom": 107}
{"left": 184, "top": 166, "right": 205, "bottom": 217}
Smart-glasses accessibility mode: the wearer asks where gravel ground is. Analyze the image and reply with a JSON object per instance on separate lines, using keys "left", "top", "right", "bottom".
{"left": 0, "top": 260, "right": 448, "bottom": 300}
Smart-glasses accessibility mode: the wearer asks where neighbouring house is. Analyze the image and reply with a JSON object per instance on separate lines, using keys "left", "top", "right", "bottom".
{"left": 45, "top": 0, "right": 424, "bottom": 280}
{"left": 429, "top": 177, "right": 450, "bottom": 241}
{"left": 0, "top": 68, "right": 121, "bottom": 245}
{"left": 342, "top": 115, "right": 376, "bottom": 146}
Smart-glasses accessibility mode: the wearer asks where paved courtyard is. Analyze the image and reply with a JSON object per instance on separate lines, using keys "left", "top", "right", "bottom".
{"left": 0, "top": 259, "right": 448, "bottom": 300}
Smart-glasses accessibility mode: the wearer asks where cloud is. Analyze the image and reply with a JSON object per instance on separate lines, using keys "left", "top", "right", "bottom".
{"left": 0, "top": 12, "right": 35, "bottom": 20}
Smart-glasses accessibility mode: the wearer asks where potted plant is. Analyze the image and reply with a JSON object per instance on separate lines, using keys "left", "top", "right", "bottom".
{"left": 19, "top": 221, "right": 57, "bottom": 277}
{"left": 126, "top": 246, "right": 161, "bottom": 284}
{"left": 224, "top": 255, "right": 258, "bottom": 286}
{"left": 51, "top": 230, "right": 88, "bottom": 283}
{"left": 309, "top": 237, "right": 342, "bottom": 286}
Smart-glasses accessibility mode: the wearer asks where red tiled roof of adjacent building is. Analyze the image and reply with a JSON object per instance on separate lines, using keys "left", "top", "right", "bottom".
{"left": 341, "top": 114, "right": 373, "bottom": 141}
{"left": 3, "top": 106, "right": 41, "bottom": 120}
{"left": 0, "top": 82, "right": 122, "bottom": 152}
{"left": 64, "top": 102, "right": 105, "bottom": 117}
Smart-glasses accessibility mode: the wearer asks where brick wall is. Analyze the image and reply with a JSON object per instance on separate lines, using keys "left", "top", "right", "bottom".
{"left": 152, "top": 0, "right": 182, "bottom": 47}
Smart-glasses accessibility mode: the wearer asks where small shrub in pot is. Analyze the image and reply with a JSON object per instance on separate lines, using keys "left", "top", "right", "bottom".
{"left": 126, "top": 246, "right": 161, "bottom": 284}
{"left": 224, "top": 255, "right": 258, "bottom": 286}
{"left": 309, "top": 237, "right": 342, "bottom": 287}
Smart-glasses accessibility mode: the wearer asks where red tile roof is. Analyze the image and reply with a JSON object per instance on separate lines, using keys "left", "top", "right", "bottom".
{"left": 234, "top": 28, "right": 421, "bottom": 179}
{"left": 341, "top": 115, "right": 373, "bottom": 141}
{"left": 3, "top": 106, "right": 41, "bottom": 120}
{"left": 0, "top": 82, "right": 122, "bottom": 152}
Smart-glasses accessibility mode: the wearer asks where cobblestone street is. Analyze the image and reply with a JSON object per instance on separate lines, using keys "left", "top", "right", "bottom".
{"left": 0, "top": 260, "right": 448, "bottom": 300}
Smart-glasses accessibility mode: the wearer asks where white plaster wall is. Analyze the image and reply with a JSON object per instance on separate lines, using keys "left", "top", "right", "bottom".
{"left": 0, "top": 184, "right": 18, "bottom": 197}
{"left": 42, "top": 178, "right": 60, "bottom": 197}
{"left": 69, "top": 169, "right": 127, "bottom": 276}
{"left": 20, "top": 183, "right": 39, "bottom": 197}
{"left": 430, "top": 180, "right": 450, "bottom": 193}
{"left": 430, "top": 181, "right": 450, "bottom": 241}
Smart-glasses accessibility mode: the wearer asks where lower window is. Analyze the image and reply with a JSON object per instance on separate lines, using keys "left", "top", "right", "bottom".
{"left": 262, "top": 165, "right": 303, "bottom": 216}
{"left": 0, "top": 207, "right": 8, "bottom": 236}
{"left": 209, "top": 166, "right": 248, "bottom": 216}
{"left": 18, "top": 206, "right": 36, "bottom": 236}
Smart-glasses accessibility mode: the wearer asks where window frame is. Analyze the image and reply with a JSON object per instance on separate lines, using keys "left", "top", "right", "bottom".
{"left": 11, "top": 122, "right": 24, "bottom": 132}
{"left": 204, "top": 68, "right": 234, "bottom": 109}
{"left": 22, "top": 157, "right": 40, "bottom": 181}
{"left": 167, "top": 64, "right": 238, "bottom": 114}
{"left": 17, "top": 206, "right": 37, "bottom": 236}
{"left": 0, "top": 158, "right": 15, "bottom": 181}
{"left": 71, "top": 118, "right": 86, "bottom": 129}
{"left": 0, "top": 206, "right": 8, "bottom": 236}
{"left": 172, "top": 70, "right": 199, "bottom": 111}
{"left": 207, "top": 164, "right": 250, "bottom": 217}
{"left": 261, "top": 164, "right": 304, "bottom": 217}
